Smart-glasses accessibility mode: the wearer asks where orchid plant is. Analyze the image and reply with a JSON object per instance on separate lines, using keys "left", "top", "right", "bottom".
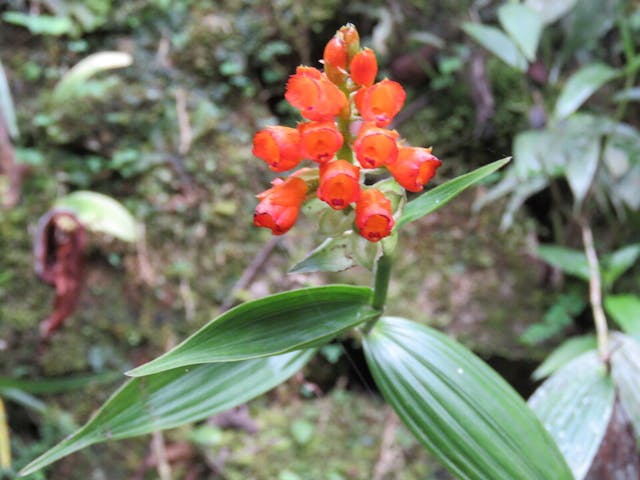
{"left": 20, "top": 25, "right": 575, "bottom": 479}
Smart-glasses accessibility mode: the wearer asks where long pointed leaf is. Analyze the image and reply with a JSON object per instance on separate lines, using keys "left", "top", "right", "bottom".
{"left": 398, "top": 158, "right": 510, "bottom": 228}
{"left": 128, "top": 285, "right": 374, "bottom": 376}
{"left": 363, "top": 316, "right": 572, "bottom": 480}
{"left": 611, "top": 333, "right": 640, "bottom": 438}
{"left": 604, "top": 294, "right": 640, "bottom": 338}
{"left": 20, "top": 350, "right": 314, "bottom": 476}
{"left": 529, "top": 351, "right": 614, "bottom": 480}
{"left": 498, "top": 4, "right": 543, "bottom": 62}
{"left": 532, "top": 334, "right": 597, "bottom": 380}
{"left": 536, "top": 244, "right": 590, "bottom": 281}
{"left": 462, "top": 24, "right": 528, "bottom": 71}
{"left": 554, "top": 63, "right": 620, "bottom": 120}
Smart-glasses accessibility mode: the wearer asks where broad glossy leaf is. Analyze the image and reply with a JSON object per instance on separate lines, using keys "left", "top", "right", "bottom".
{"left": 602, "top": 243, "right": 640, "bottom": 288}
{"left": 566, "top": 137, "right": 599, "bottom": 206}
{"left": 128, "top": 285, "right": 375, "bottom": 376}
{"left": 20, "top": 350, "right": 314, "bottom": 476}
{"left": 54, "top": 191, "right": 138, "bottom": 242}
{"left": 611, "top": 334, "right": 640, "bottom": 438}
{"left": 532, "top": 334, "right": 596, "bottom": 380}
{"left": 364, "top": 316, "right": 572, "bottom": 480}
{"left": 462, "top": 24, "right": 528, "bottom": 71}
{"left": 289, "top": 235, "right": 355, "bottom": 273}
{"left": 398, "top": 158, "right": 510, "bottom": 228}
{"left": 529, "top": 351, "right": 614, "bottom": 479}
{"left": 525, "top": 0, "right": 579, "bottom": 24}
{"left": 513, "top": 130, "right": 551, "bottom": 179}
{"left": 498, "top": 4, "right": 543, "bottom": 62}
{"left": 604, "top": 294, "right": 640, "bottom": 338}
{"left": 554, "top": 63, "right": 620, "bottom": 120}
{"left": 536, "top": 245, "right": 590, "bottom": 281}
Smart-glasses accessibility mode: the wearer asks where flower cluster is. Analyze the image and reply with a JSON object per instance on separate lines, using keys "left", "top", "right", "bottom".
{"left": 253, "top": 24, "right": 441, "bottom": 242}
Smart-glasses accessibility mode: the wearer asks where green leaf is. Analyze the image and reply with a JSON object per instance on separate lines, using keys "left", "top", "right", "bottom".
{"left": 53, "top": 51, "right": 132, "bottom": 103}
{"left": 529, "top": 351, "right": 614, "bottom": 480}
{"left": 363, "top": 316, "right": 572, "bottom": 480}
{"left": 54, "top": 191, "right": 138, "bottom": 242}
{"left": 462, "top": 24, "right": 528, "bottom": 71}
{"left": 554, "top": 63, "right": 620, "bottom": 120}
{"left": 610, "top": 334, "right": 640, "bottom": 438}
{"left": 532, "top": 335, "right": 597, "bottom": 380}
{"left": 0, "top": 371, "right": 120, "bottom": 395}
{"left": 536, "top": 245, "right": 590, "bottom": 281}
{"left": 127, "top": 285, "right": 375, "bottom": 376}
{"left": 601, "top": 243, "right": 640, "bottom": 288}
{"left": 289, "top": 235, "right": 355, "bottom": 273}
{"left": 524, "top": 0, "right": 579, "bottom": 24}
{"left": 2, "top": 12, "right": 74, "bottom": 36}
{"left": 20, "top": 350, "right": 314, "bottom": 476}
{"left": 398, "top": 158, "right": 510, "bottom": 229}
{"left": 498, "top": 4, "right": 544, "bottom": 62}
{"left": 613, "top": 87, "right": 640, "bottom": 103}
{"left": 604, "top": 294, "right": 640, "bottom": 338}
{"left": 566, "top": 137, "right": 599, "bottom": 206}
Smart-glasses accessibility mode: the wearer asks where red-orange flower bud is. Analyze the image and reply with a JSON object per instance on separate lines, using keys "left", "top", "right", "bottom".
{"left": 317, "top": 160, "right": 361, "bottom": 210}
{"left": 252, "top": 126, "right": 302, "bottom": 172}
{"left": 350, "top": 48, "right": 377, "bottom": 86}
{"left": 355, "top": 189, "right": 395, "bottom": 242}
{"left": 298, "top": 121, "right": 343, "bottom": 164}
{"left": 285, "top": 66, "right": 348, "bottom": 121}
{"left": 353, "top": 123, "right": 399, "bottom": 168}
{"left": 339, "top": 24, "right": 360, "bottom": 59}
{"left": 254, "top": 177, "right": 308, "bottom": 235}
{"left": 354, "top": 79, "right": 406, "bottom": 127}
{"left": 387, "top": 146, "right": 442, "bottom": 192}
{"left": 323, "top": 35, "right": 347, "bottom": 70}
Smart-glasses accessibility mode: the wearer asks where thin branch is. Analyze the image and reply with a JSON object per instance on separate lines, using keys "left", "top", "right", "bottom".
{"left": 151, "top": 431, "right": 171, "bottom": 480}
{"left": 221, "top": 237, "right": 280, "bottom": 311}
{"left": 580, "top": 220, "right": 610, "bottom": 361}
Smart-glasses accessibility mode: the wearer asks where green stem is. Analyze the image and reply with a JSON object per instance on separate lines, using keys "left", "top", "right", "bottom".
{"left": 372, "top": 252, "right": 393, "bottom": 311}
{"left": 362, "top": 251, "right": 394, "bottom": 334}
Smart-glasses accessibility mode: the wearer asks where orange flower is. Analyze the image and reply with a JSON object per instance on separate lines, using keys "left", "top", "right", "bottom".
{"left": 354, "top": 79, "right": 406, "bottom": 127}
{"left": 317, "top": 160, "right": 361, "bottom": 210}
{"left": 285, "top": 66, "right": 348, "bottom": 121}
{"left": 323, "top": 34, "right": 347, "bottom": 70}
{"left": 387, "top": 146, "right": 442, "bottom": 192}
{"left": 298, "top": 121, "right": 343, "bottom": 164}
{"left": 254, "top": 176, "right": 308, "bottom": 235}
{"left": 350, "top": 48, "right": 377, "bottom": 87}
{"left": 353, "top": 123, "right": 399, "bottom": 168}
{"left": 355, "top": 189, "right": 395, "bottom": 242}
{"left": 252, "top": 126, "right": 302, "bottom": 172}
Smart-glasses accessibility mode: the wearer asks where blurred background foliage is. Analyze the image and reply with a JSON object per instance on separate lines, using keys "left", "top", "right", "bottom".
{"left": 0, "top": 0, "right": 638, "bottom": 478}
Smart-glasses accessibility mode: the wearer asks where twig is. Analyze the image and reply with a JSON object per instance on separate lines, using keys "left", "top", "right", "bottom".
{"left": 0, "top": 397, "right": 11, "bottom": 469}
{"left": 221, "top": 237, "right": 280, "bottom": 311}
{"left": 151, "top": 431, "right": 171, "bottom": 480}
{"left": 175, "top": 88, "right": 192, "bottom": 156}
{"left": 0, "top": 109, "right": 23, "bottom": 209}
{"left": 372, "top": 407, "right": 400, "bottom": 480}
{"left": 580, "top": 220, "right": 610, "bottom": 361}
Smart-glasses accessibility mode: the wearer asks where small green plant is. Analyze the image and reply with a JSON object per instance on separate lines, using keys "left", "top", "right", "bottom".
{"left": 466, "top": 2, "right": 640, "bottom": 477}
{"left": 19, "top": 20, "right": 639, "bottom": 479}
